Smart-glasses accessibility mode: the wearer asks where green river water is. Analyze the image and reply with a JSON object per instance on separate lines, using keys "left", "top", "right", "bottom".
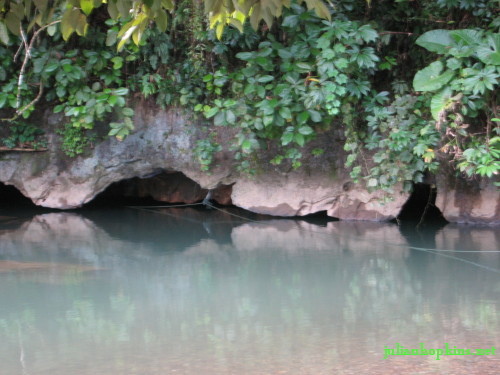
{"left": 0, "top": 206, "right": 499, "bottom": 374}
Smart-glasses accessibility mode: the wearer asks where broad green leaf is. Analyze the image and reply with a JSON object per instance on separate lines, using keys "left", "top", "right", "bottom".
{"left": 263, "top": 115, "right": 273, "bottom": 127}
{"left": 446, "top": 57, "right": 461, "bottom": 70}
{"left": 205, "top": 107, "right": 219, "bottom": 118}
{"left": 416, "top": 29, "right": 453, "bottom": 54}
{"left": 413, "top": 61, "right": 454, "bottom": 92}
{"left": 214, "top": 111, "right": 225, "bottom": 126}
{"left": 430, "top": 87, "right": 453, "bottom": 121}
{"left": 257, "top": 85, "right": 266, "bottom": 98}
{"left": 162, "top": 0, "right": 175, "bottom": 10}
{"left": 241, "top": 139, "right": 252, "bottom": 150}
{"left": 216, "top": 23, "right": 224, "bottom": 40}
{"left": 45, "top": 61, "right": 59, "bottom": 73}
{"left": 281, "top": 132, "right": 294, "bottom": 146}
{"left": 308, "top": 110, "right": 322, "bottom": 122}
{"left": 5, "top": 12, "right": 21, "bottom": 36}
{"left": 80, "top": 0, "right": 94, "bottom": 16}
{"left": 131, "top": 15, "right": 148, "bottom": 45}
{"left": 117, "top": 23, "right": 137, "bottom": 51}
{"left": 278, "top": 49, "right": 292, "bottom": 59}
{"left": 297, "top": 111, "right": 310, "bottom": 124}
{"left": 107, "top": 0, "right": 119, "bottom": 19}
{"left": 8, "top": 2, "right": 24, "bottom": 21}
{"left": 0, "top": 22, "right": 8, "bottom": 45}
{"left": 113, "top": 87, "right": 129, "bottom": 96}
{"left": 476, "top": 34, "right": 500, "bottom": 66}
{"left": 257, "top": 75, "right": 274, "bottom": 83}
{"left": 111, "top": 56, "right": 123, "bottom": 69}
{"left": 156, "top": 9, "right": 168, "bottom": 32}
{"left": 53, "top": 104, "right": 65, "bottom": 113}
{"left": 449, "top": 29, "right": 482, "bottom": 46}
{"left": 0, "top": 93, "right": 8, "bottom": 108}
{"left": 294, "top": 133, "right": 305, "bottom": 147}
{"left": 61, "top": 7, "right": 81, "bottom": 40}
{"left": 303, "top": 0, "right": 331, "bottom": 21}
{"left": 279, "top": 107, "right": 292, "bottom": 119}
{"left": 296, "top": 62, "right": 312, "bottom": 71}
{"left": 213, "top": 76, "right": 227, "bottom": 86}
{"left": 229, "top": 18, "right": 244, "bottom": 33}
{"left": 47, "top": 24, "right": 57, "bottom": 36}
{"left": 298, "top": 126, "right": 313, "bottom": 135}
{"left": 106, "top": 29, "right": 118, "bottom": 46}
{"left": 34, "top": 0, "right": 48, "bottom": 13}
{"left": 236, "top": 52, "right": 254, "bottom": 61}
{"left": 225, "top": 110, "right": 236, "bottom": 124}
{"left": 107, "top": 95, "right": 118, "bottom": 105}
{"left": 122, "top": 107, "right": 134, "bottom": 116}
{"left": 356, "top": 24, "right": 378, "bottom": 43}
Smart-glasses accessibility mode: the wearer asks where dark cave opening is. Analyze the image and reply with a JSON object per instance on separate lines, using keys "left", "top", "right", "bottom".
{"left": 0, "top": 182, "right": 52, "bottom": 223}
{"left": 397, "top": 183, "right": 447, "bottom": 227}
{"left": 300, "top": 210, "right": 339, "bottom": 225}
{"left": 0, "top": 182, "right": 37, "bottom": 208}
{"left": 86, "top": 171, "right": 233, "bottom": 208}
{"left": 2, "top": 178, "right": 449, "bottom": 228}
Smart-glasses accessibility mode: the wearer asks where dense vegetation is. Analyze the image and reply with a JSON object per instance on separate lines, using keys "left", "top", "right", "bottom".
{"left": 0, "top": 0, "right": 498, "bottom": 192}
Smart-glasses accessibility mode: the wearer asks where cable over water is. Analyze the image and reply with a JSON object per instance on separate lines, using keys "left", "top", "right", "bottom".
{"left": 126, "top": 201, "right": 500, "bottom": 274}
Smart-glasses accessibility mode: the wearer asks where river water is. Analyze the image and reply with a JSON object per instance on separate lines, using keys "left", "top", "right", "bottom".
{"left": 0, "top": 207, "right": 499, "bottom": 374}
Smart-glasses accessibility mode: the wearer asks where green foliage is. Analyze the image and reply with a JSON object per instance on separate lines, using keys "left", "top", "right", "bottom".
{"left": 2, "top": 121, "right": 46, "bottom": 149}
{"left": 0, "top": 0, "right": 332, "bottom": 51}
{"left": 346, "top": 94, "right": 440, "bottom": 192}
{"left": 458, "top": 136, "right": 500, "bottom": 178}
{"left": 0, "top": 0, "right": 497, "bottom": 190}
{"left": 413, "top": 27, "right": 499, "bottom": 178}
{"left": 194, "top": 135, "right": 222, "bottom": 172}
{"left": 56, "top": 123, "right": 96, "bottom": 157}
{"left": 192, "top": 4, "right": 380, "bottom": 170}
{"left": 0, "top": 23, "right": 135, "bottom": 155}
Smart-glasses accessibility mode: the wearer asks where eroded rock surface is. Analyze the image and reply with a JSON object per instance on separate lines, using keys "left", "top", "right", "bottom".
{"left": 435, "top": 172, "right": 499, "bottom": 225}
{"left": 0, "top": 104, "right": 497, "bottom": 223}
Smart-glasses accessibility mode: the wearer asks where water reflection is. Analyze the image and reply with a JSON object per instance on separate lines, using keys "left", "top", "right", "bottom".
{"left": 0, "top": 208, "right": 499, "bottom": 375}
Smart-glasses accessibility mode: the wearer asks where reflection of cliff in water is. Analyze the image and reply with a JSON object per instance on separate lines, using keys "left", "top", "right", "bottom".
{"left": 79, "top": 205, "right": 283, "bottom": 247}
{"left": 0, "top": 209, "right": 499, "bottom": 375}
{"left": 1, "top": 208, "right": 499, "bottom": 263}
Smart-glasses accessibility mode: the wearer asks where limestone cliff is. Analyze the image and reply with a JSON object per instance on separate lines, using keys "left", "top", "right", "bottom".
{"left": 0, "top": 104, "right": 498, "bottom": 224}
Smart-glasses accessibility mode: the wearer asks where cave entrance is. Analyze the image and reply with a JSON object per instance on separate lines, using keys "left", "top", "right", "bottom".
{"left": 397, "top": 183, "right": 447, "bottom": 227}
{"left": 87, "top": 171, "right": 233, "bottom": 208}
{"left": 0, "top": 182, "right": 37, "bottom": 208}
{"left": 0, "top": 182, "right": 51, "bottom": 223}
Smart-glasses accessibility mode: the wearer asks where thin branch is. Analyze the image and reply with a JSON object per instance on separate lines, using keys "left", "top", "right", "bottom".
{"left": 16, "top": 26, "right": 31, "bottom": 109}
{"left": 3, "top": 20, "right": 61, "bottom": 123}
{"left": 13, "top": 42, "right": 24, "bottom": 62}
{"left": 1, "top": 82, "right": 44, "bottom": 123}
{"left": 0, "top": 146, "right": 47, "bottom": 152}
{"left": 17, "top": 82, "right": 44, "bottom": 117}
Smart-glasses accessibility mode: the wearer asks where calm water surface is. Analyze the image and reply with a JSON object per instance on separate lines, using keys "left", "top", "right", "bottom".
{"left": 0, "top": 207, "right": 499, "bottom": 375}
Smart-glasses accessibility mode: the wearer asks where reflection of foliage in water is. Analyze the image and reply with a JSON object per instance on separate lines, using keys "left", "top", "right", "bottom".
{"left": 0, "top": 309, "right": 37, "bottom": 343}
{"left": 0, "top": 214, "right": 499, "bottom": 374}
{"left": 459, "top": 300, "right": 499, "bottom": 331}
{"left": 61, "top": 294, "right": 136, "bottom": 344}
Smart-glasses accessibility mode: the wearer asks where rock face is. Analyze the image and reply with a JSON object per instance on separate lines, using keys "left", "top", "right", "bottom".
{"left": 0, "top": 103, "right": 497, "bottom": 224}
{"left": 435, "top": 172, "right": 499, "bottom": 225}
{"left": 231, "top": 173, "right": 406, "bottom": 220}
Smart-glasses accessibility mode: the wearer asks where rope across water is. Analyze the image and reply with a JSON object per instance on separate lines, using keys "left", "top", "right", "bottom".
{"left": 126, "top": 202, "right": 500, "bottom": 274}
